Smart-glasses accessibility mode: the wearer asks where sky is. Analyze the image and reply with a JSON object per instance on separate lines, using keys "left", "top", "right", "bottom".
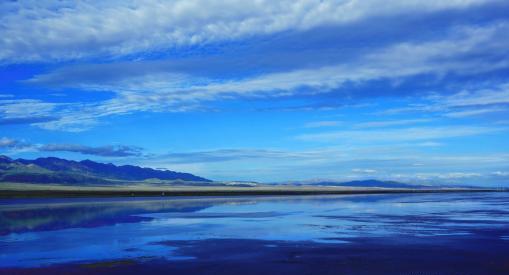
{"left": 1, "top": 0, "right": 509, "bottom": 186}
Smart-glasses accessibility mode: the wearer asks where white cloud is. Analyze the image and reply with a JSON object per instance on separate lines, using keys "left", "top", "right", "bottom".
{"left": 0, "top": 99, "right": 59, "bottom": 118}
{"left": 355, "top": 118, "right": 431, "bottom": 128}
{"left": 381, "top": 82, "right": 509, "bottom": 118}
{"left": 304, "top": 120, "right": 342, "bottom": 128}
{"left": 491, "top": 171, "right": 509, "bottom": 176}
{"left": 0, "top": 137, "right": 19, "bottom": 148}
{"left": 0, "top": 137, "right": 144, "bottom": 157}
{"left": 0, "top": 0, "right": 494, "bottom": 63}
{"left": 20, "top": 20, "right": 509, "bottom": 131}
{"left": 388, "top": 172, "right": 484, "bottom": 183}
{"left": 415, "top": 141, "right": 443, "bottom": 147}
{"left": 0, "top": 137, "right": 33, "bottom": 152}
{"left": 438, "top": 83, "right": 509, "bottom": 107}
{"left": 39, "top": 144, "right": 143, "bottom": 157}
{"left": 444, "top": 106, "right": 507, "bottom": 118}
{"left": 179, "top": 22, "right": 509, "bottom": 96}
{"left": 156, "top": 148, "right": 342, "bottom": 164}
{"left": 352, "top": 168, "right": 378, "bottom": 174}
{"left": 296, "top": 126, "right": 502, "bottom": 142}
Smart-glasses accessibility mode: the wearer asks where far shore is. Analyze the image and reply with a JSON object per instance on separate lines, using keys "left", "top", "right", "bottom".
{"left": 0, "top": 182, "right": 505, "bottom": 199}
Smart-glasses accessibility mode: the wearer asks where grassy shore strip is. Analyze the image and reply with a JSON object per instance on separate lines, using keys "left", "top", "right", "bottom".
{"left": 0, "top": 183, "right": 504, "bottom": 198}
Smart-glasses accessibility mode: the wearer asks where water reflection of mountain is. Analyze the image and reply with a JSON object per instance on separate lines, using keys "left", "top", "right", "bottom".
{"left": 0, "top": 196, "right": 274, "bottom": 235}
{"left": 0, "top": 199, "right": 212, "bottom": 235}
{"left": 0, "top": 194, "right": 428, "bottom": 236}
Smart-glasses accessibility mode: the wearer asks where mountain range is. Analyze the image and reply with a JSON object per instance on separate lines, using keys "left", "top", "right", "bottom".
{"left": 283, "top": 179, "right": 481, "bottom": 189}
{"left": 1, "top": 155, "right": 471, "bottom": 189}
{"left": 306, "top": 179, "right": 425, "bottom": 188}
{"left": 0, "top": 155, "right": 210, "bottom": 185}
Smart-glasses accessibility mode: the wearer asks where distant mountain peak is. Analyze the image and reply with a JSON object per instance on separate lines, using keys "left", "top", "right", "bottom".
{"left": 285, "top": 179, "right": 426, "bottom": 188}
{"left": 0, "top": 155, "right": 12, "bottom": 162}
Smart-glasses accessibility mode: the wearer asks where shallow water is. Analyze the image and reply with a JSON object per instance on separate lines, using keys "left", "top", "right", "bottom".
{"left": 1, "top": 192, "right": 509, "bottom": 274}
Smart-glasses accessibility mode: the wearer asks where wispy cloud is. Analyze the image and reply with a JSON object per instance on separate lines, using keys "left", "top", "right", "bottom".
{"left": 296, "top": 126, "right": 503, "bottom": 142}
{"left": 0, "top": 99, "right": 59, "bottom": 118}
{"left": 444, "top": 106, "right": 507, "bottom": 118}
{"left": 0, "top": 116, "right": 58, "bottom": 125}
{"left": 0, "top": 137, "right": 29, "bottom": 149}
{"left": 382, "top": 82, "right": 509, "bottom": 117}
{"left": 351, "top": 168, "right": 378, "bottom": 174}
{"left": 0, "top": 137, "right": 143, "bottom": 157}
{"left": 0, "top": 0, "right": 493, "bottom": 63}
{"left": 0, "top": 99, "right": 63, "bottom": 126}
{"left": 158, "top": 148, "right": 332, "bottom": 164}
{"left": 436, "top": 82, "right": 509, "bottom": 107}
{"left": 20, "top": 21, "right": 509, "bottom": 131}
{"left": 415, "top": 141, "right": 443, "bottom": 147}
{"left": 304, "top": 120, "right": 342, "bottom": 128}
{"left": 39, "top": 144, "right": 143, "bottom": 157}
{"left": 355, "top": 118, "right": 431, "bottom": 128}
{"left": 389, "top": 170, "right": 509, "bottom": 185}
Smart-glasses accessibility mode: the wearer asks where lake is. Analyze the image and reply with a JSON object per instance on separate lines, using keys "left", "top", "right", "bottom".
{"left": 1, "top": 192, "right": 509, "bottom": 274}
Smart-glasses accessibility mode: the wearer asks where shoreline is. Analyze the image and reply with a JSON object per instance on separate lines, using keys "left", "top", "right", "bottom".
{"left": 0, "top": 183, "right": 505, "bottom": 199}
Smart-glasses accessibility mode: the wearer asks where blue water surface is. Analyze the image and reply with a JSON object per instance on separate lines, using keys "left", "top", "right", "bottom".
{"left": 1, "top": 192, "right": 509, "bottom": 271}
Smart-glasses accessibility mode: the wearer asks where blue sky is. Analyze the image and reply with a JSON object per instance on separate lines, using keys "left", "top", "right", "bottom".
{"left": 1, "top": 0, "right": 509, "bottom": 185}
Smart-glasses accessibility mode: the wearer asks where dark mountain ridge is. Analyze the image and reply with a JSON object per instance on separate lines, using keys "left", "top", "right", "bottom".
{"left": 0, "top": 155, "right": 211, "bottom": 184}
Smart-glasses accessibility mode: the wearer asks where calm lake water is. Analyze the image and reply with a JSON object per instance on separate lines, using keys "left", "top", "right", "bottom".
{"left": 1, "top": 192, "right": 509, "bottom": 274}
